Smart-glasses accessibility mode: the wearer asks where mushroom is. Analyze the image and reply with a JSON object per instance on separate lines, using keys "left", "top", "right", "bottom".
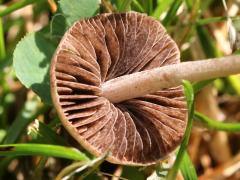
{"left": 50, "top": 12, "right": 240, "bottom": 165}
{"left": 50, "top": 12, "right": 187, "bottom": 165}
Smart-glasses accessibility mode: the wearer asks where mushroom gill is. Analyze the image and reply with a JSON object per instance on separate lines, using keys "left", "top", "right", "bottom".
{"left": 50, "top": 12, "right": 187, "bottom": 165}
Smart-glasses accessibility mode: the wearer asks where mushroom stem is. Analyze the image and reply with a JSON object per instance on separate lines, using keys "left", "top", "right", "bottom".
{"left": 102, "top": 55, "right": 240, "bottom": 103}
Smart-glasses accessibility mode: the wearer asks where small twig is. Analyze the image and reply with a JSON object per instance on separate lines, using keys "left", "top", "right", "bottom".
{"left": 102, "top": 55, "right": 240, "bottom": 103}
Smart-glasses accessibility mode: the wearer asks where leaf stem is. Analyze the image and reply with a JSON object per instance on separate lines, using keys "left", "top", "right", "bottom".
{"left": 0, "top": 0, "right": 43, "bottom": 17}
{"left": 194, "top": 111, "right": 240, "bottom": 132}
{"left": 102, "top": 55, "right": 240, "bottom": 103}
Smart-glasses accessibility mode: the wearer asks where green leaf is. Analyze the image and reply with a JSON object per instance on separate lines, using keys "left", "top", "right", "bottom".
{"left": 50, "top": 0, "right": 100, "bottom": 38}
{"left": 59, "top": 0, "right": 100, "bottom": 26}
{"left": 50, "top": 13, "right": 68, "bottom": 38}
{"left": 0, "top": 144, "right": 89, "bottom": 161}
{"left": 180, "top": 152, "right": 198, "bottom": 180}
{"left": 13, "top": 32, "right": 56, "bottom": 104}
{"left": 166, "top": 80, "right": 194, "bottom": 180}
{"left": 194, "top": 111, "right": 240, "bottom": 132}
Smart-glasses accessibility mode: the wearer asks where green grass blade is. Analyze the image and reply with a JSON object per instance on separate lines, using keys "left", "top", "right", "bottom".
{"left": 197, "top": 16, "right": 228, "bottom": 25}
{"left": 0, "top": 156, "right": 15, "bottom": 178}
{"left": 200, "top": 0, "right": 214, "bottom": 12}
{"left": 185, "top": 0, "right": 193, "bottom": 10}
{"left": 119, "top": 0, "right": 133, "bottom": 12}
{"left": 152, "top": 0, "right": 174, "bottom": 18}
{"left": 56, "top": 161, "right": 87, "bottom": 180}
{"left": 29, "top": 120, "right": 67, "bottom": 146}
{"left": 121, "top": 166, "right": 145, "bottom": 180}
{"left": 180, "top": 152, "right": 198, "bottom": 180}
{"left": 111, "top": 0, "right": 122, "bottom": 9}
{"left": 227, "top": 75, "right": 240, "bottom": 95}
{"left": 196, "top": 24, "right": 240, "bottom": 97}
{"left": 145, "top": 0, "right": 153, "bottom": 15}
{"left": 193, "top": 79, "right": 215, "bottom": 93}
{"left": 166, "top": 80, "right": 194, "bottom": 180}
{"left": 0, "top": 0, "right": 44, "bottom": 17}
{"left": 194, "top": 111, "right": 240, "bottom": 132}
{"left": 183, "top": 80, "right": 194, "bottom": 111}
{"left": 0, "top": 18, "right": 6, "bottom": 60}
{"left": 0, "top": 144, "right": 89, "bottom": 161}
{"left": 3, "top": 100, "right": 48, "bottom": 144}
{"left": 162, "top": 0, "right": 183, "bottom": 26}
{"left": 132, "top": 0, "right": 145, "bottom": 13}
{"left": 58, "top": 152, "right": 108, "bottom": 179}
{"left": 196, "top": 25, "right": 220, "bottom": 58}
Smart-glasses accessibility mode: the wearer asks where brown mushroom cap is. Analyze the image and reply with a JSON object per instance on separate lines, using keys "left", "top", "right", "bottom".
{"left": 50, "top": 12, "right": 187, "bottom": 166}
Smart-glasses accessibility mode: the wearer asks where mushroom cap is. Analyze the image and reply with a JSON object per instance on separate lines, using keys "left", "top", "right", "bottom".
{"left": 50, "top": 12, "right": 187, "bottom": 166}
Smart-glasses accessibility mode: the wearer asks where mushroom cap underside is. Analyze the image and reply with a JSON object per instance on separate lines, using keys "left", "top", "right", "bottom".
{"left": 50, "top": 12, "right": 187, "bottom": 166}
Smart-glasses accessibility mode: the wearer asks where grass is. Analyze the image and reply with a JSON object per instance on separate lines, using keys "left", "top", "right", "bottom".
{"left": 0, "top": 0, "right": 240, "bottom": 179}
{"left": 166, "top": 80, "right": 195, "bottom": 180}
{"left": 0, "top": 143, "right": 89, "bottom": 161}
